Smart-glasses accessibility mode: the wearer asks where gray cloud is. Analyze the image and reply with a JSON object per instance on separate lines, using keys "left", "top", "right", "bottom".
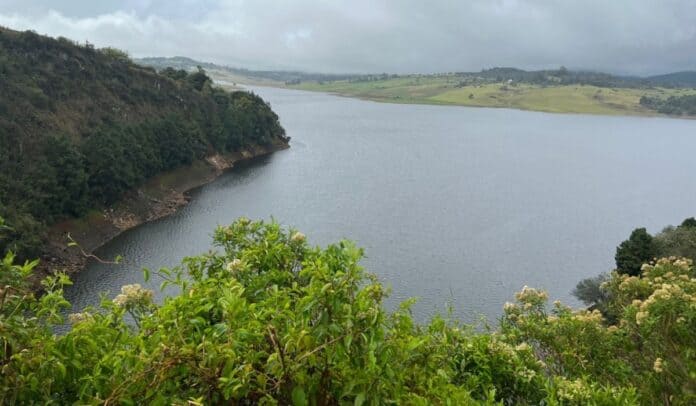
{"left": 1, "top": 0, "right": 695, "bottom": 75}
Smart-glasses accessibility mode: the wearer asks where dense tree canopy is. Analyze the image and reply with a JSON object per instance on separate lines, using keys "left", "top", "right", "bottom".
{"left": 615, "top": 228, "right": 657, "bottom": 276}
{"left": 0, "top": 27, "right": 287, "bottom": 260}
{"left": 640, "top": 94, "right": 696, "bottom": 116}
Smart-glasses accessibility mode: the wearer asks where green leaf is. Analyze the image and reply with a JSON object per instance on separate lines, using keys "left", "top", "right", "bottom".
{"left": 354, "top": 393, "right": 366, "bottom": 406}
{"left": 292, "top": 386, "right": 307, "bottom": 406}
{"left": 143, "top": 268, "right": 150, "bottom": 282}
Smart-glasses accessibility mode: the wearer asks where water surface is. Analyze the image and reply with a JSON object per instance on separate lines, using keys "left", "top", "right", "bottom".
{"left": 65, "top": 87, "right": 696, "bottom": 322}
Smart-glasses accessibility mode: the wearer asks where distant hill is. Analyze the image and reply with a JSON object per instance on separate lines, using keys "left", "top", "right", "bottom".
{"left": 0, "top": 27, "right": 288, "bottom": 259}
{"left": 646, "top": 71, "right": 696, "bottom": 87}
{"left": 137, "top": 57, "right": 696, "bottom": 89}
{"left": 136, "top": 56, "right": 356, "bottom": 84}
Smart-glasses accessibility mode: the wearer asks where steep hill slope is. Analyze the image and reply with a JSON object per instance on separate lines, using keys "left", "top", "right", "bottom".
{"left": 0, "top": 27, "right": 288, "bottom": 260}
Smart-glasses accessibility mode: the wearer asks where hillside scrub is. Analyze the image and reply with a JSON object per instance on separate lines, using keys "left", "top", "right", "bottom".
{"left": 640, "top": 94, "right": 696, "bottom": 116}
{"left": 1, "top": 218, "right": 694, "bottom": 404}
{"left": 0, "top": 27, "right": 288, "bottom": 260}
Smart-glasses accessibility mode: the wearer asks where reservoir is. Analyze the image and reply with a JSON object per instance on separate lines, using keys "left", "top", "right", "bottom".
{"left": 65, "top": 86, "right": 696, "bottom": 322}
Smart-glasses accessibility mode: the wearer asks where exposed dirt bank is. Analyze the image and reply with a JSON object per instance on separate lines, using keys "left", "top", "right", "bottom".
{"left": 35, "top": 141, "right": 289, "bottom": 284}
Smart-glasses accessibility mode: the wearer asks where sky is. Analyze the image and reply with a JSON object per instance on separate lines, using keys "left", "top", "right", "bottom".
{"left": 1, "top": 0, "right": 695, "bottom": 75}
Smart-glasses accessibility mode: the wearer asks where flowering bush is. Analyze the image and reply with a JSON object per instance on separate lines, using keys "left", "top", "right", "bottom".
{"left": 3, "top": 219, "right": 690, "bottom": 404}
{"left": 503, "top": 256, "right": 696, "bottom": 405}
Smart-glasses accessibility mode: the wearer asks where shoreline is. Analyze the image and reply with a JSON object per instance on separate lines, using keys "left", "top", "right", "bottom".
{"left": 278, "top": 85, "right": 696, "bottom": 120}
{"left": 35, "top": 140, "right": 289, "bottom": 284}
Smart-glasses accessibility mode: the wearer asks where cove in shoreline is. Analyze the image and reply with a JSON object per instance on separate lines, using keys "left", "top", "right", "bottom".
{"left": 35, "top": 140, "right": 289, "bottom": 285}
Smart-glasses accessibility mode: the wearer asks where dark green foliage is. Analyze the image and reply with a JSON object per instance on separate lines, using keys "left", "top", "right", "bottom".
{"left": 98, "top": 47, "right": 131, "bottom": 63}
{"left": 475, "top": 67, "right": 643, "bottom": 87}
{"left": 186, "top": 66, "right": 211, "bottom": 91}
{"left": 160, "top": 67, "right": 189, "bottom": 81}
{"left": 654, "top": 223, "right": 696, "bottom": 262}
{"left": 573, "top": 273, "right": 610, "bottom": 309}
{"left": 615, "top": 228, "right": 657, "bottom": 276}
{"left": 646, "top": 71, "right": 696, "bottom": 87}
{"left": 680, "top": 217, "right": 696, "bottom": 228}
{"left": 0, "top": 207, "right": 45, "bottom": 259}
{"left": 610, "top": 218, "right": 696, "bottom": 278}
{"left": 640, "top": 94, "right": 696, "bottom": 115}
{"left": 578, "top": 217, "right": 696, "bottom": 313}
{"left": 0, "top": 26, "right": 287, "bottom": 260}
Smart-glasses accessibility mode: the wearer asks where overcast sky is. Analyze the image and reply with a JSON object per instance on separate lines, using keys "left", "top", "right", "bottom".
{"left": 1, "top": 0, "right": 695, "bottom": 75}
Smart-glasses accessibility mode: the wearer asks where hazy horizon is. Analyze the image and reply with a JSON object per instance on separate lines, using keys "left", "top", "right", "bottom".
{"left": 1, "top": 1, "right": 695, "bottom": 76}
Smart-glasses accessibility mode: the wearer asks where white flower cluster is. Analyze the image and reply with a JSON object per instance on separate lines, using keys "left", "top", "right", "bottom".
{"left": 618, "top": 275, "right": 641, "bottom": 292}
{"left": 641, "top": 256, "right": 693, "bottom": 277}
{"left": 113, "top": 284, "right": 154, "bottom": 308}
{"left": 555, "top": 378, "right": 592, "bottom": 401}
{"left": 514, "top": 286, "right": 548, "bottom": 304}
{"left": 653, "top": 357, "right": 664, "bottom": 373}
{"left": 488, "top": 337, "right": 516, "bottom": 359}
{"left": 68, "top": 312, "right": 94, "bottom": 325}
{"left": 517, "top": 368, "right": 537, "bottom": 383}
{"left": 225, "top": 258, "right": 244, "bottom": 272}
{"left": 515, "top": 342, "right": 531, "bottom": 352}
{"left": 634, "top": 282, "right": 694, "bottom": 325}
{"left": 290, "top": 231, "right": 306, "bottom": 243}
{"left": 571, "top": 309, "right": 603, "bottom": 324}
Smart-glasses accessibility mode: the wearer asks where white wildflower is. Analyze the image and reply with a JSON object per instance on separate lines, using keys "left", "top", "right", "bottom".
{"left": 226, "top": 258, "right": 243, "bottom": 272}
{"left": 290, "top": 231, "right": 306, "bottom": 243}
{"left": 653, "top": 357, "right": 664, "bottom": 373}
{"left": 112, "top": 284, "right": 154, "bottom": 308}
{"left": 68, "top": 312, "right": 93, "bottom": 325}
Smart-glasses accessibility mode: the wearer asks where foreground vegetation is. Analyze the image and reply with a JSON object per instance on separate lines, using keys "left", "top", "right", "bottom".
{"left": 575, "top": 218, "right": 696, "bottom": 315}
{"left": 0, "top": 27, "right": 287, "bottom": 261}
{"left": 1, "top": 218, "right": 694, "bottom": 404}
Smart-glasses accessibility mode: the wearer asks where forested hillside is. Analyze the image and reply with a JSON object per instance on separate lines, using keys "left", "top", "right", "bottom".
{"left": 0, "top": 27, "right": 288, "bottom": 260}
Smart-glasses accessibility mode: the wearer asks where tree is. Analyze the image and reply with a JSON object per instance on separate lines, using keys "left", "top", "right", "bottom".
{"left": 99, "top": 47, "right": 130, "bottom": 63}
{"left": 187, "top": 66, "right": 211, "bottom": 91}
{"left": 572, "top": 273, "right": 610, "bottom": 309}
{"left": 614, "top": 227, "right": 657, "bottom": 276}
{"left": 654, "top": 221, "right": 696, "bottom": 261}
{"left": 681, "top": 217, "right": 696, "bottom": 228}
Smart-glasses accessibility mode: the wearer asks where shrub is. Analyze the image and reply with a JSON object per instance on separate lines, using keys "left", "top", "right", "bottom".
{"left": 0, "top": 219, "right": 652, "bottom": 404}
{"left": 506, "top": 257, "right": 696, "bottom": 404}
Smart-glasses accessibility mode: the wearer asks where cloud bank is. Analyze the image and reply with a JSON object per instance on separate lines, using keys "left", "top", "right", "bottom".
{"left": 1, "top": 0, "right": 695, "bottom": 75}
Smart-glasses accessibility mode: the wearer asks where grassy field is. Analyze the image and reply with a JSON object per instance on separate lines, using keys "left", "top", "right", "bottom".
{"left": 206, "top": 68, "right": 696, "bottom": 117}
{"left": 283, "top": 76, "right": 696, "bottom": 116}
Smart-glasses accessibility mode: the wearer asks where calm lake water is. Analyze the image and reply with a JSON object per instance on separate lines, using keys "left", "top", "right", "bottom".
{"left": 65, "top": 86, "right": 696, "bottom": 323}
